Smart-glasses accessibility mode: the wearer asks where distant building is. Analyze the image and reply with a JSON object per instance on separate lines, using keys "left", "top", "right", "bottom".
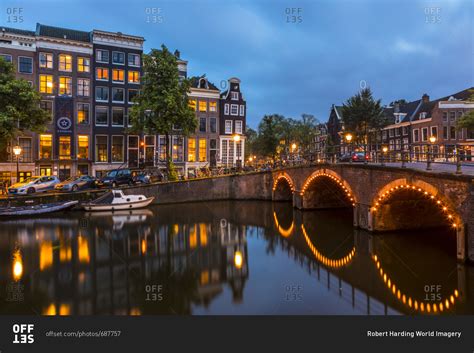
{"left": 219, "top": 77, "right": 246, "bottom": 167}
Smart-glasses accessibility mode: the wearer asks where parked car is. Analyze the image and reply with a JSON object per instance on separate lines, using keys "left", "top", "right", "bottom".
{"left": 96, "top": 169, "right": 134, "bottom": 188}
{"left": 8, "top": 176, "right": 60, "bottom": 195}
{"left": 55, "top": 175, "right": 97, "bottom": 192}
{"left": 339, "top": 152, "right": 369, "bottom": 162}
{"left": 133, "top": 172, "right": 151, "bottom": 184}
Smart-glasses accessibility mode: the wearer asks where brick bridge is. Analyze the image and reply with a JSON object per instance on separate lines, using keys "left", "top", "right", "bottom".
{"left": 270, "top": 163, "right": 474, "bottom": 262}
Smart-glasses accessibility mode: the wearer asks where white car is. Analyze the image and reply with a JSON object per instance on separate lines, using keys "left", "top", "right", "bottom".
{"left": 8, "top": 176, "right": 60, "bottom": 195}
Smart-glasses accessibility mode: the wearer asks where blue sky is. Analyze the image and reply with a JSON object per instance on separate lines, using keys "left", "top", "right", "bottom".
{"left": 3, "top": 0, "right": 473, "bottom": 128}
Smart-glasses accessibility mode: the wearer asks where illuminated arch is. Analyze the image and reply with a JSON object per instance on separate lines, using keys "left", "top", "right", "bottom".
{"left": 272, "top": 173, "right": 295, "bottom": 193}
{"left": 301, "top": 224, "right": 355, "bottom": 268}
{"left": 300, "top": 169, "right": 356, "bottom": 206}
{"left": 372, "top": 254, "right": 460, "bottom": 314}
{"left": 273, "top": 211, "right": 294, "bottom": 238}
{"left": 370, "top": 179, "right": 461, "bottom": 229}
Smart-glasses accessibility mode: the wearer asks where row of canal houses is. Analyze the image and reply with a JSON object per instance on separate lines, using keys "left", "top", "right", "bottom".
{"left": 314, "top": 88, "right": 474, "bottom": 160}
{"left": 0, "top": 24, "right": 246, "bottom": 183}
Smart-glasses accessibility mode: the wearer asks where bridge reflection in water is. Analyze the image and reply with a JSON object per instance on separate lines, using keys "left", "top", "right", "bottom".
{"left": 0, "top": 201, "right": 471, "bottom": 315}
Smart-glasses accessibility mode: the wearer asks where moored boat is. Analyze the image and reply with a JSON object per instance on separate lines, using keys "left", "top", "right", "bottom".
{"left": 82, "top": 190, "right": 154, "bottom": 211}
{"left": 0, "top": 200, "right": 79, "bottom": 217}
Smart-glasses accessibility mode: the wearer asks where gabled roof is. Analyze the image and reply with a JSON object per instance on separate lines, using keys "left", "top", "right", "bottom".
{"left": 0, "top": 26, "right": 35, "bottom": 36}
{"left": 189, "top": 76, "right": 219, "bottom": 91}
{"left": 36, "top": 23, "right": 91, "bottom": 43}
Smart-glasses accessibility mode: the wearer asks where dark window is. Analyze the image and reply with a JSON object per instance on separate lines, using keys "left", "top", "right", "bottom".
{"left": 128, "top": 89, "right": 138, "bottom": 103}
{"left": 19, "top": 138, "right": 32, "bottom": 162}
{"left": 210, "top": 117, "right": 216, "bottom": 133}
{"left": 112, "top": 87, "right": 124, "bottom": 102}
{"left": 95, "top": 107, "right": 108, "bottom": 126}
{"left": 450, "top": 126, "right": 456, "bottom": 140}
{"left": 96, "top": 49, "right": 109, "bottom": 63}
{"left": 18, "top": 57, "right": 33, "bottom": 73}
{"left": 112, "top": 108, "right": 124, "bottom": 126}
{"left": 443, "top": 126, "right": 448, "bottom": 139}
{"left": 199, "top": 117, "right": 206, "bottom": 132}
{"left": 210, "top": 139, "right": 217, "bottom": 149}
{"left": 95, "top": 87, "right": 108, "bottom": 101}
{"left": 112, "top": 51, "right": 125, "bottom": 64}
{"left": 40, "top": 101, "right": 53, "bottom": 121}
{"left": 128, "top": 53, "right": 140, "bottom": 66}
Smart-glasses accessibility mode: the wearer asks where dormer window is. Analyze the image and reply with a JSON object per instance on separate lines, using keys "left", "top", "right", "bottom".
{"left": 420, "top": 112, "right": 427, "bottom": 119}
{"left": 198, "top": 78, "right": 207, "bottom": 89}
{"left": 231, "top": 92, "right": 238, "bottom": 100}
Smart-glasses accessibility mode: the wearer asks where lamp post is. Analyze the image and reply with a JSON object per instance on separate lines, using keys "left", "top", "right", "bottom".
{"left": 345, "top": 133, "right": 353, "bottom": 163}
{"left": 13, "top": 145, "right": 22, "bottom": 183}
{"left": 381, "top": 146, "right": 388, "bottom": 166}
{"left": 426, "top": 135, "right": 437, "bottom": 171}
{"left": 232, "top": 134, "right": 241, "bottom": 168}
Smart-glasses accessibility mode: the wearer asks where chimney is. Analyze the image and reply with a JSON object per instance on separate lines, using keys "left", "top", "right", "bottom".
{"left": 174, "top": 49, "right": 180, "bottom": 58}
{"left": 394, "top": 102, "right": 400, "bottom": 113}
{"left": 422, "top": 93, "right": 430, "bottom": 103}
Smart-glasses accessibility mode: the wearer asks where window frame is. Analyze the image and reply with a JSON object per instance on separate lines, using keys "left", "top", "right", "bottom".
{"left": 112, "top": 51, "right": 125, "bottom": 65}
{"left": 230, "top": 104, "right": 239, "bottom": 116}
{"left": 95, "top": 135, "right": 109, "bottom": 163}
{"left": 59, "top": 76, "right": 72, "bottom": 96}
{"left": 225, "top": 120, "right": 233, "bottom": 134}
{"left": 58, "top": 54, "right": 72, "bottom": 72}
{"left": 39, "top": 52, "right": 53, "bottom": 69}
{"left": 111, "top": 135, "right": 125, "bottom": 163}
{"left": 77, "top": 103, "right": 90, "bottom": 125}
{"left": 96, "top": 49, "right": 109, "bottom": 63}
{"left": 95, "top": 106, "right": 109, "bottom": 126}
{"left": 77, "top": 56, "right": 90, "bottom": 73}
{"left": 112, "top": 107, "right": 125, "bottom": 127}
{"left": 112, "top": 87, "right": 125, "bottom": 103}
{"left": 77, "top": 78, "right": 90, "bottom": 97}
{"left": 95, "top": 86, "right": 109, "bottom": 102}
{"left": 95, "top": 67, "right": 109, "bottom": 81}
{"left": 18, "top": 56, "right": 33, "bottom": 74}
{"left": 128, "top": 53, "right": 140, "bottom": 67}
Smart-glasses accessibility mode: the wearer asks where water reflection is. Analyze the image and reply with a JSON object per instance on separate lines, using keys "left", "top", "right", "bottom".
{"left": 0, "top": 201, "right": 472, "bottom": 315}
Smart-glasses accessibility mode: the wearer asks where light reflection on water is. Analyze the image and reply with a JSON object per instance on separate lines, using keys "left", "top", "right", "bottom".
{"left": 0, "top": 201, "right": 470, "bottom": 315}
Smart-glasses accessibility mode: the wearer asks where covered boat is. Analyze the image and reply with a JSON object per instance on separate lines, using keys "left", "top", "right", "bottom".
{"left": 0, "top": 200, "right": 78, "bottom": 217}
{"left": 82, "top": 190, "right": 154, "bottom": 211}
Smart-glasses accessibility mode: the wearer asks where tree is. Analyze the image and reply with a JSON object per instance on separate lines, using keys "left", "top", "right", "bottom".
{"left": 0, "top": 57, "right": 50, "bottom": 149}
{"left": 129, "top": 45, "right": 196, "bottom": 179}
{"left": 457, "top": 110, "right": 474, "bottom": 131}
{"left": 341, "top": 88, "right": 387, "bottom": 154}
{"left": 257, "top": 114, "right": 281, "bottom": 159}
{"left": 244, "top": 126, "right": 258, "bottom": 159}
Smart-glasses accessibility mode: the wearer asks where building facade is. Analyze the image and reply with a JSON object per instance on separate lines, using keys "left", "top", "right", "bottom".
{"left": 219, "top": 77, "right": 246, "bottom": 167}
{"left": 91, "top": 30, "right": 144, "bottom": 177}
{"left": 0, "top": 27, "right": 37, "bottom": 184}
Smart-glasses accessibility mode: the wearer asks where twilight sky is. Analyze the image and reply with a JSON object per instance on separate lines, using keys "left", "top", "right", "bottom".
{"left": 3, "top": 0, "right": 473, "bottom": 128}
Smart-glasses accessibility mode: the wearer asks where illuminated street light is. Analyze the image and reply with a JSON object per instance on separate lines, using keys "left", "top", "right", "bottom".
{"left": 345, "top": 133, "right": 353, "bottom": 163}
{"left": 233, "top": 134, "right": 241, "bottom": 142}
{"left": 429, "top": 136, "right": 437, "bottom": 144}
{"left": 427, "top": 136, "right": 437, "bottom": 170}
{"left": 13, "top": 145, "right": 22, "bottom": 183}
{"left": 381, "top": 146, "right": 388, "bottom": 166}
{"left": 345, "top": 133, "right": 353, "bottom": 143}
{"left": 291, "top": 143, "right": 297, "bottom": 151}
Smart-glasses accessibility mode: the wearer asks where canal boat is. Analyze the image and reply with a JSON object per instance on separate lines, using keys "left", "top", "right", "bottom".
{"left": 82, "top": 190, "right": 154, "bottom": 212}
{"left": 0, "top": 200, "right": 79, "bottom": 217}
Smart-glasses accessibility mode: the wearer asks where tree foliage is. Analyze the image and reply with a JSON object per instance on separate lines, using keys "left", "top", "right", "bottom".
{"left": 129, "top": 45, "right": 196, "bottom": 178}
{"left": 0, "top": 57, "right": 50, "bottom": 148}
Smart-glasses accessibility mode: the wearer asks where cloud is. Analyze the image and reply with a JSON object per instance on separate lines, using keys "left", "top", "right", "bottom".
{"left": 393, "top": 38, "right": 438, "bottom": 56}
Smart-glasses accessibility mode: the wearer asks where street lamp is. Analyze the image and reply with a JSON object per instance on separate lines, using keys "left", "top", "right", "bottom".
{"left": 233, "top": 134, "right": 241, "bottom": 142}
{"left": 381, "top": 146, "right": 388, "bottom": 166}
{"left": 426, "top": 136, "right": 437, "bottom": 171}
{"left": 13, "top": 145, "right": 22, "bottom": 183}
{"left": 345, "top": 133, "right": 353, "bottom": 163}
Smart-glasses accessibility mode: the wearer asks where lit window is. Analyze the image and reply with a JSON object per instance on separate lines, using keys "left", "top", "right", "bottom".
{"left": 198, "top": 100, "right": 207, "bottom": 112}
{"left": 59, "top": 77, "right": 72, "bottom": 95}
{"left": 112, "top": 69, "right": 124, "bottom": 82}
{"left": 39, "top": 134, "right": 52, "bottom": 159}
{"left": 39, "top": 53, "right": 53, "bottom": 69}
{"left": 128, "top": 71, "right": 140, "bottom": 84}
{"left": 188, "top": 99, "right": 197, "bottom": 111}
{"left": 112, "top": 51, "right": 125, "bottom": 65}
{"left": 77, "top": 79, "right": 90, "bottom": 97}
{"left": 58, "top": 54, "right": 72, "bottom": 72}
{"left": 18, "top": 56, "right": 33, "bottom": 73}
{"left": 199, "top": 139, "right": 206, "bottom": 162}
{"left": 209, "top": 101, "right": 217, "bottom": 112}
{"left": 77, "top": 57, "right": 90, "bottom": 72}
{"left": 39, "top": 75, "right": 53, "bottom": 94}
{"left": 112, "top": 136, "right": 124, "bottom": 162}
{"left": 96, "top": 67, "right": 109, "bottom": 81}
{"left": 95, "top": 136, "right": 108, "bottom": 162}
{"left": 59, "top": 136, "right": 71, "bottom": 160}
{"left": 96, "top": 49, "right": 109, "bottom": 63}
{"left": 128, "top": 53, "right": 140, "bottom": 67}
{"left": 77, "top": 135, "right": 89, "bottom": 159}
{"left": 77, "top": 103, "right": 90, "bottom": 125}
{"left": 188, "top": 138, "right": 196, "bottom": 162}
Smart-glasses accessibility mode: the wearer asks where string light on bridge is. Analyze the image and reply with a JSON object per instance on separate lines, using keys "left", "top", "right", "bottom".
{"left": 299, "top": 172, "right": 355, "bottom": 206}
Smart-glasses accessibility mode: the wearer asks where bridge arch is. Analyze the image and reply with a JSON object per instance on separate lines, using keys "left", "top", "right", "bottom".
{"left": 300, "top": 169, "right": 356, "bottom": 209}
{"left": 272, "top": 172, "right": 295, "bottom": 201}
{"left": 370, "top": 178, "right": 461, "bottom": 231}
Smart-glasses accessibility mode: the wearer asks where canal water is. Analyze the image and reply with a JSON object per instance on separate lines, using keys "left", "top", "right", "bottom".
{"left": 0, "top": 201, "right": 471, "bottom": 315}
